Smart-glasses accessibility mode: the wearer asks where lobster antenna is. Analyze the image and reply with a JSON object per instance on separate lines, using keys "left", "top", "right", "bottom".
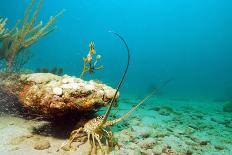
{"left": 102, "top": 31, "right": 130, "bottom": 124}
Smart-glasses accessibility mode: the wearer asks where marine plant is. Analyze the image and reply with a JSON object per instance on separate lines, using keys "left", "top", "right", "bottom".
{"left": 0, "top": 0, "right": 63, "bottom": 71}
{"left": 80, "top": 42, "right": 104, "bottom": 78}
{"left": 58, "top": 32, "right": 155, "bottom": 155}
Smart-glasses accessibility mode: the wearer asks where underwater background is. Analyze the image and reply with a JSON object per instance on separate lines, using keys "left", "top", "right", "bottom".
{"left": 1, "top": 0, "right": 232, "bottom": 155}
{"left": 1, "top": 0, "right": 232, "bottom": 99}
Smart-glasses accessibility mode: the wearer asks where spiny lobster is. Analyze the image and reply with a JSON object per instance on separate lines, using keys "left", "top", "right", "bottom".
{"left": 58, "top": 32, "right": 155, "bottom": 155}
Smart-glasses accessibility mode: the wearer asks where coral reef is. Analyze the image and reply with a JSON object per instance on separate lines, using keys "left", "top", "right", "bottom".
{"left": 0, "top": 0, "right": 63, "bottom": 71}
{"left": 80, "top": 42, "right": 104, "bottom": 78}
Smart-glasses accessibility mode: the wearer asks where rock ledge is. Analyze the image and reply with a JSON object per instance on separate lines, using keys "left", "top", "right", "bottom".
{"left": 14, "top": 73, "right": 119, "bottom": 116}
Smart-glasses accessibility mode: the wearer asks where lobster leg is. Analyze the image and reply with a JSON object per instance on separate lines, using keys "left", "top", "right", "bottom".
{"left": 58, "top": 127, "right": 83, "bottom": 151}
{"left": 92, "top": 132, "right": 97, "bottom": 155}
{"left": 95, "top": 134, "right": 106, "bottom": 155}
{"left": 102, "top": 128, "right": 111, "bottom": 153}
{"left": 87, "top": 132, "right": 92, "bottom": 155}
{"left": 105, "top": 138, "right": 109, "bottom": 153}
{"left": 69, "top": 127, "right": 83, "bottom": 145}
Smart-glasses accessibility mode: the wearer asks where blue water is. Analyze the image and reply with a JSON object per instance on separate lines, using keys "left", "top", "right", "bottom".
{"left": 1, "top": 0, "right": 232, "bottom": 98}
{"left": 1, "top": 1, "right": 232, "bottom": 154}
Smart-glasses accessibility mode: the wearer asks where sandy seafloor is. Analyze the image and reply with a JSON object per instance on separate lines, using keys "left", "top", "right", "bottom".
{"left": 0, "top": 95, "right": 232, "bottom": 155}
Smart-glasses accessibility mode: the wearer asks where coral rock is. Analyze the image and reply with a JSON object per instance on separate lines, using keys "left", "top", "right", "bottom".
{"left": 9, "top": 73, "right": 119, "bottom": 116}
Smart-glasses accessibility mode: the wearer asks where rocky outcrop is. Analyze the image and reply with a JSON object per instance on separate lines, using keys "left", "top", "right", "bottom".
{"left": 3, "top": 73, "right": 119, "bottom": 116}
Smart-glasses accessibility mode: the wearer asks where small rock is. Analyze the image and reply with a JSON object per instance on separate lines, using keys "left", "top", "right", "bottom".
{"left": 162, "top": 145, "right": 175, "bottom": 155}
{"left": 139, "top": 138, "right": 157, "bottom": 149}
{"left": 132, "top": 126, "right": 152, "bottom": 138}
{"left": 34, "top": 140, "right": 51, "bottom": 150}
{"left": 160, "top": 107, "right": 174, "bottom": 116}
{"left": 210, "top": 118, "right": 216, "bottom": 122}
{"left": 200, "top": 140, "right": 208, "bottom": 146}
{"left": 10, "top": 136, "right": 26, "bottom": 145}
{"left": 11, "top": 147, "right": 20, "bottom": 151}
{"left": 223, "top": 101, "right": 232, "bottom": 112}
{"left": 196, "top": 114, "right": 204, "bottom": 119}
{"left": 186, "top": 150, "right": 193, "bottom": 155}
{"left": 214, "top": 145, "right": 225, "bottom": 150}
{"left": 149, "top": 106, "right": 160, "bottom": 111}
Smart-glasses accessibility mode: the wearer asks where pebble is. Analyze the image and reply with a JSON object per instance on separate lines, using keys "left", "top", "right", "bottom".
{"left": 214, "top": 145, "right": 225, "bottom": 150}
{"left": 34, "top": 140, "right": 51, "bottom": 150}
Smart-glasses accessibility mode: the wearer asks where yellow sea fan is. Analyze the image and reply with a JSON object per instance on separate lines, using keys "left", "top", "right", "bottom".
{"left": 0, "top": 18, "right": 9, "bottom": 39}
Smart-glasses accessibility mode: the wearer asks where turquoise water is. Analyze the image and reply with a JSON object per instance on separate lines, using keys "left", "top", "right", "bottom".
{"left": 1, "top": 0, "right": 232, "bottom": 98}
{"left": 0, "top": 0, "right": 232, "bottom": 154}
